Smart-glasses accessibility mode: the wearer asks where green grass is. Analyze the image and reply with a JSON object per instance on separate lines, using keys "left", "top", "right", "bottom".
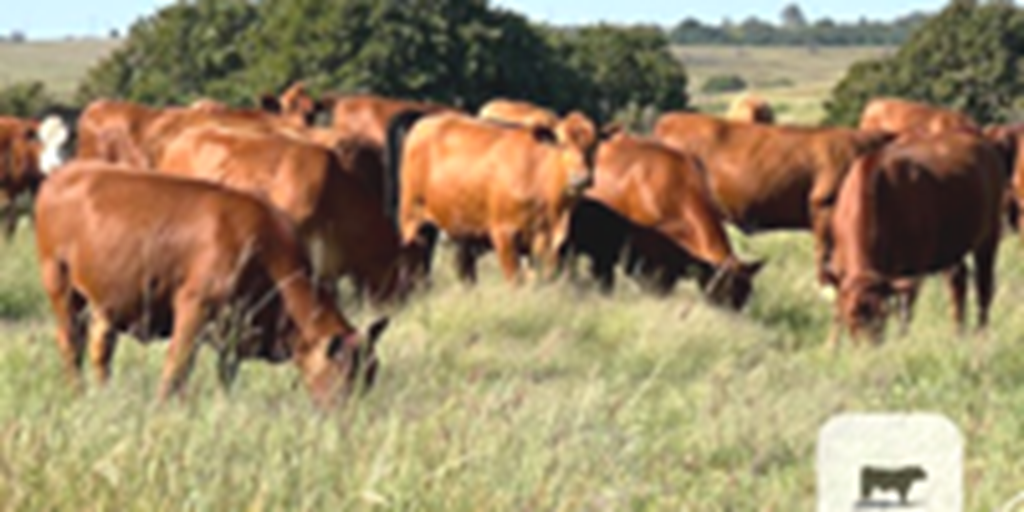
{"left": 0, "top": 39, "right": 120, "bottom": 99}
{"left": 1, "top": 221, "right": 1024, "bottom": 510}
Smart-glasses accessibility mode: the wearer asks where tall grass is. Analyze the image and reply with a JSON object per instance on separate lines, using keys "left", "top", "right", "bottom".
{"left": 1, "top": 226, "right": 1023, "bottom": 510}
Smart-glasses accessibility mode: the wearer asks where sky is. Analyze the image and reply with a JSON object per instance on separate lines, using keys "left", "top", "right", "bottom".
{"left": 2, "top": 0, "right": 949, "bottom": 40}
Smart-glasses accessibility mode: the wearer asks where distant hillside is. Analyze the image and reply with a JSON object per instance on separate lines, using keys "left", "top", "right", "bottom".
{"left": 0, "top": 38, "right": 120, "bottom": 99}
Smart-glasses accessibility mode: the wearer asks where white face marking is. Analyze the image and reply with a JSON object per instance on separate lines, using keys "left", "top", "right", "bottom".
{"left": 36, "top": 115, "right": 69, "bottom": 174}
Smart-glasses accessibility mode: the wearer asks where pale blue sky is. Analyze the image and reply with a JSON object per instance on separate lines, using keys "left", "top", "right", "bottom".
{"left": 3, "top": 0, "right": 948, "bottom": 40}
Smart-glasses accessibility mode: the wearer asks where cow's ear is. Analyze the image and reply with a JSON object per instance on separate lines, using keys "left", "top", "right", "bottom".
{"left": 599, "top": 122, "right": 623, "bottom": 140}
{"left": 531, "top": 126, "right": 557, "bottom": 144}
{"left": 259, "top": 94, "right": 282, "bottom": 114}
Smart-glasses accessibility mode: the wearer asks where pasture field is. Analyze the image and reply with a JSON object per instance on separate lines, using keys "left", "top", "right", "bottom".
{"left": 1, "top": 221, "right": 1024, "bottom": 510}
{"left": 676, "top": 45, "right": 894, "bottom": 124}
{"left": 0, "top": 39, "right": 120, "bottom": 99}
{"left": 0, "top": 39, "right": 1018, "bottom": 509}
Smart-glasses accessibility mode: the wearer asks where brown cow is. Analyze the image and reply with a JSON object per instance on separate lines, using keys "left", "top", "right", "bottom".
{"left": 157, "top": 125, "right": 410, "bottom": 304}
{"left": 726, "top": 94, "right": 775, "bottom": 124}
{"left": 653, "top": 112, "right": 895, "bottom": 284}
{"left": 859, "top": 97, "right": 978, "bottom": 136}
{"left": 478, "top": 98, "right": 560, "bottom": 130}
{"left": 258, "top": 81, "right": 328, "bottom": 127}
{"left": 35, "top": 163, "right": 387, "bottom": 407}
{"left": 0, "top": 115, "right": 68, "bottom": 236}
{"left": 327, "top": 94, "right": 455, "bottom": 146}
{"left": 825, "top": 130, "right": 1006, "bottom": 344}
{"left": 389, "top": 112, "right": 596, "bottom": 283}
{"left": 76, "top": 98, "right": 318, "bottom": 168}
{"left": 563, "top": 133, "right": 764, "bottom": 309}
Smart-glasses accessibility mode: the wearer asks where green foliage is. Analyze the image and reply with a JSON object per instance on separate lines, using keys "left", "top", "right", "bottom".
{"left": 825, "top": 1, "right": 1024, "bottom": 125}
{"left": 0, "top": 81, "right": 59, "bottom": 118}
{"left": 555, "top": 24, "right": 688, "bottom": 122}
{"left": 76, "top": 0, "right": 688, "bottom": 120}
{"left": 77, "top": 0, "right": 259, "bottom": 106}
{"left": 701, "top": 74, "right": 748, "bottom": 93}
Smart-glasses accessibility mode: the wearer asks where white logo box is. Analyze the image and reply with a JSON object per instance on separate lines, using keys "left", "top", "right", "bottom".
{"left": 817, "top": 413, "right": 963, "bottom": 512}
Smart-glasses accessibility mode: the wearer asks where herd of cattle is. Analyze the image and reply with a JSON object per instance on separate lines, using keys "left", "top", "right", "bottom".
{"left": 0, "top": 83, "right": 1019, "bottom": 407}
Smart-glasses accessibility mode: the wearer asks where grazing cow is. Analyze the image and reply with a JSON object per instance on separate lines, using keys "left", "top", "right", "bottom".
{"left": 825, "top": 131, "right": 1007, "bottom": 343}
{"left": 860, "top": 466, "right": 927, "bottom": 504}
{"left": 388, "top": 112, "right": 596, "bottom": 283}
{"left": 725, "top": 93, "right": 775, "bottom": 124}
{"left": 157, "top": 125, "right": 410, "bottom": 304}
{"left": 0, "top": 115, "right": 68, "bottom": 236}
{"left": 563, "top": 133, "right": 764, "bottom": 309}
{"left": 653, "top": 111, "right": 895, "bottom": 283}
{"left": 326, "top": 94, "right": 455, "bottom": 146}
{"left": 478, "top": 98, "right": 560, "bottom": 130}
{"left": 35, "top": 163, "right": 386, "bottom": 407}
{"left": 859, "top": 97, "right": 978, "bottom": 136}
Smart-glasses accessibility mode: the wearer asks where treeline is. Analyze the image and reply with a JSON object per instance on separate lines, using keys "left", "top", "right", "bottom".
{"left": 63, "top": 0, "right": 686, "bottom": 128}
{"left": 669, "top": 9, "right": 929, "bottom": 46}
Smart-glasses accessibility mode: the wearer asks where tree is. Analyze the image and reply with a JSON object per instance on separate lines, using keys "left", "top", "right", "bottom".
{"left": 77, "top": 0, "right": 259, "bottom": 105}
{"left": 824, "top": 1, "right": 1024, "bottom": 125}
{"left": 781, "top": 4, "right": 808, "bottom": 29}
{"left": 556, "top": 24, "right": 688, "bottom": 124}
{"left": 0, "top": 81, "right": 59, "bottom": 118}
{"left": 76, "top": 0, "right": 688, "bottom": 123}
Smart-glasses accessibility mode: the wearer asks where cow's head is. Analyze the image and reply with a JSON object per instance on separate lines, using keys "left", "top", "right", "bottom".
{"left": 703, "top": 258, "right": 765, "bottom": 310}
{"left": 302, "top": 318, "right": 388, "bottom": 408}
{"left": 0, "top": 115, "right": 67, "bottom": 237}
{"left": 259, "top": 81, "right": 329, "bottom": 127}
{"left": 541, "top": 112, "right": 598, "bottom": 196}
{"left": 837, "top": 274, "right": 892, "bottom": 343}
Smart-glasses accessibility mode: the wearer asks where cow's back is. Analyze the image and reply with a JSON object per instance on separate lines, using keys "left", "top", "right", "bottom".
{"left": 859, "top": 98, "right": 978, "bottom": 135}
{"left": 35, "top": 163, "right": 299, "bottom": 327}
{"left": 654, "top": 112, "right": 881, "bottom": 228}
{"left": 402, "top": 114, "right": 551, "bottom": 235}
{"left": 331, "top": 95, "right": 452, "bottom": 146}
{"left": 478, "top": 99, "right": 559, "bottom": 129}
{"left": 833, "top": 132, "right": 1005, "bottom": 276}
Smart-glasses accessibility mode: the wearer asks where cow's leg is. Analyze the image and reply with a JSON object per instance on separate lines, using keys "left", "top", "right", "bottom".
{"left": 945, "top": 262, "right": 968, "bottom": 333}
{"left": 895, "top": 280, "right": 919, "bottom": 336}
{"left": 452, "top": 241, "right": 478, "bottom": 283}
{"left": 42, "top": 261, "right": 87, "bottom": 389}
{"left": 537, "top": 215, "right": 573, "bottom": 282}
{"left": 808, "top": 198, "right": 834, "bottom": 286}
{"left": 87, "top": 310, "right": 118, "bottom": 386}
{"left": 529, "top": 231, "right": 558, "bottom": 283}
{"left": 972, "top": 235, "right": 999, "bottom": 330}
{"left": 158, "top": 292, "right": 206, "bottom": 401}
{"left": 490, "top": 227, "right": 521, "bottom": 284}
{"left": 216, "top": 348, "right": 241, "bottom": 392}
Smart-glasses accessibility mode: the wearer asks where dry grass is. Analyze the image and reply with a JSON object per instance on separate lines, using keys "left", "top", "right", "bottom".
{"left": 0, "top": 39, "right": 120, "bottom": 99}
{"left": 677, "top": 45, "right": 894, "bottom": 124}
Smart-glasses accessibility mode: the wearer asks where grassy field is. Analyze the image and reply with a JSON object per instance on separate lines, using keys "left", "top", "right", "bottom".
{"left": 0, "top": 39, "right": 120, "bottom": 99}
{"left": 2, "top": 40, "right": 1021, "bottom": 509}
{"left": 1, "top": 221, "right": 1024, "bottom": 509}
{"left": 676, "top": 45, "right": 894, "bottom": 124}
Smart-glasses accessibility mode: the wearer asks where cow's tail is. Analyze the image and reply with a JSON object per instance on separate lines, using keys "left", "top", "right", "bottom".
{"left": 384, "top": 109, "right": 429, "bottom": 225}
